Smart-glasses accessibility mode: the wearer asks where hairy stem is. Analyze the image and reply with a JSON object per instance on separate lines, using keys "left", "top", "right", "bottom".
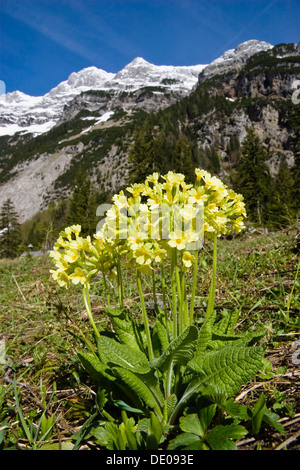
{"left": 83, "top": 283, "right": 100, "bottom": 338}
{"left": 171, "top": 249, "right": 177, "bottom": 338}
{"left": 206, "top": 235, "right": 217, "bottom": 319}
{"left": 137, "top": 270, "right": 154, "bottom": 361}
{"left": 189, "top": 250, "right": 198, "bottom": 326}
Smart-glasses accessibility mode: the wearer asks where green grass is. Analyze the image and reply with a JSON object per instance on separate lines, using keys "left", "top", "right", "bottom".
{"left": 0, "top": 226, "right": 299, "bottom": 450}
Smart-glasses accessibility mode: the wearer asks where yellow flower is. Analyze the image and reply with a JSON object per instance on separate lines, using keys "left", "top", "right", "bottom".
{"left": 69, "top": 236, "right": 91, "bottom": 252}
{"left": 112, "top": 191, "right": 129, "bottom": 210}
{"left": 63, "top": 248, "right": 79, "bottom": 264}
{"left": 70, "top": 267, "right": 88, "bottom": 286}
{"left": 131, "top": 243, "right": 153, "bottom": 266}
{"left": 188, "top": 187, "right": 208, "bottom": 205}
{"left": 63, "top": 225, "right": 82, "bottom": 240}
{"left": 182, "top": 251, "right": 195, "bottom": 269}
{"left": 50, "top": 270, "right": 70, "bottom": 289}
{"left": 127, "top": 233, "right": 148, "bottom": 251}
{"left": 146, "top": 172, "right": 160, "bottom": 185}
{"left": 195, "top": 168, "right": 211, "bottom": 182}
{"left": 168, "top": 232, "right": 187, "bottom": 250}
{"left": 153, "top": 247, "right": 167, "bottom": 264}
{"left": 162, "top": 171, "right": 185, "bottom": 187}
{"left": 233, "top": 216, "right": 245, "bottom": 233}
{"left": 126, "top": 183, "right": 145, "bottom": 199}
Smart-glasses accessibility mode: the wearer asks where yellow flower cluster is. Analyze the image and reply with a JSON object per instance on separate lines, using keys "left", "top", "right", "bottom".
{"left": 49, "top": 224, "right": 117, "bottom": 288}
{"left": 50, "top": 169, "right": 246, "bottom": 286}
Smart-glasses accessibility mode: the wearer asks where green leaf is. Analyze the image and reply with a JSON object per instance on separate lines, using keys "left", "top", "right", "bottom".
{"left": 189, "top": 345, "right": 265, "bottom": 397}
{"left": 111, "top": 399, "right": 144, "bottom": 414}
{"left": 222, "top": 398, "right": 252, "bottom": 421}
{"left": 77, "top": 350, "right": 115, "bottom": 382}
{"left": 112, "top": 367, "right": 164, "bottom": 419}
{"left": 167, "top": 433, "right": 203, "bottom": 450}
{"left": 197, "top": 400, "right": 217, "bottom": 436}
{"left": 168, "top": 376, "right": 204, "bottom": 425}
{"left": 104, "top": 307, "right": 124, "bottom": 317}
{"left": 235, "top": 328, "right": 267, "bottom": 347}
{"left": 96, "top": 389, "right": 107, "bottom": 411}
{"left": 38, "top": 441, "right": 74, "bottom": 450}
{"left": 146, "top": 412, "right": 164, "bottom": 450}
{"left": 108, "top": 310, "right": 147, "bottom": 352}
{"left": 206, "top": 424, "right": 248, "bottom": 450}
{"left": 97, "top": 336, "right": 150, "bottom": 374}
{"left": 154, "top": 321, "right": 170, "bottom": 353}
{"left": 150, "top": 326, "right": 198, "bottom": 373}
{"left": 262, "top": 408, "right": 285, "bottom": 435}
{"left": 179, "top": 413, "right": 204, "bottom": 437}
{"left": 252, "top": 393, "right": 267, "bottom": 435}
{"left": 196, "top": 310, "right": 216, "bottom": 355}
{"left": 0, "top": 423, "right": 10, "bottom": 447}
{"left": 214, "top": 309, "right": 239, "bottom": 335}
{"left": 166, "top": 394, "right": 177, "bottom": 419}
{"left": 179, "top": 403, "right": 217, "bottom": 440}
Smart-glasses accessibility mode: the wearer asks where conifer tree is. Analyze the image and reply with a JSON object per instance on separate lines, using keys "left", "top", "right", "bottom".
{"left": 233, "top": 128, "right": 272, "bottom": 225}
{"left": 128, "top": 117, "right": 162, "bottom": 183}
{"left": 67, "top": 164, "right": 97, "bottom": 236}
{"left": 0, "top": 198, "right": 21, "bottom": 258}
{"left": 290, "top": 105, "right": 300, "bottom": 217}
{"left": 271, "top": 156, "right": 295, "bottom": 227}
{"left": 172, "top": 135, "right": 195, "bottom": 182}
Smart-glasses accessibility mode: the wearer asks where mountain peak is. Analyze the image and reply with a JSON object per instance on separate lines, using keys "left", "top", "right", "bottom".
{"left": 200, "top": 39, "right": 273, "bottom": 81}
{"left": 129, "top": 57, "right": 152, "bottom": 66}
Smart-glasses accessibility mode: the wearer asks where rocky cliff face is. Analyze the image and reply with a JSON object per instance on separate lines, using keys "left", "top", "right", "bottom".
{"left": 194, "top": 42, "right": 300, "bottom": 177}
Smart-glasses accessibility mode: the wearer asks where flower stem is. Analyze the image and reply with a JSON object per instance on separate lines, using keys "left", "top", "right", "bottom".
{"left": 116, "top": 252, "right": 124, "bottom": 309}
{"left": 152, "top": 266, "right": 157, "bottom": 307}
{"left": 83, "top": 283, "right": 100, "bottom": 338}
{"left": 179, "top": 269, "right": 185, "bottom": 335}
{"left": 182, "top": 272, "right": 189, "bottom": 329}
{"left": 137, "top": 270, "right": 154, "bottom": 361}
{"left": 206, "top": 235, "right": 217, "bottom": 319}
{"left": 101, "top": 265, "right": 110, "bottom": 308}
{"left": 161, "top": 265, "right": 168, "bottom": 321}
{"left": 189, "top": 250, "right": 198, "bottom": 326}
{"left": 171, "top": 249, "right": 177, "bottom": 338}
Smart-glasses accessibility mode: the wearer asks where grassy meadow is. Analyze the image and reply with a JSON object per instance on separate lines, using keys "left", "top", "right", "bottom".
{"left": 0, "top": 225, "right": 299, "bottom": 450}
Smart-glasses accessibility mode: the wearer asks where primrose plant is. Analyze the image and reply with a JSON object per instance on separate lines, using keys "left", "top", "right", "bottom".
{"left": 50, "top": 169, "right": 266, "bottom": 449}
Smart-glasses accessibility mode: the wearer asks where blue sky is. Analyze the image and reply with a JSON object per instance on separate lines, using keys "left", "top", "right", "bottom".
{"left": 0, "top": 0, "right": 299, "bottom": 96}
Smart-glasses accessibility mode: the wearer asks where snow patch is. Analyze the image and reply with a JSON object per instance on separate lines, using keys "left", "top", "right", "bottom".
{"left": 81, "top": 111, "right": 114, "bottom": 133}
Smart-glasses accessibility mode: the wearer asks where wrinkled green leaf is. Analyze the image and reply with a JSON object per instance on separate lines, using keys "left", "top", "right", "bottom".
{"left": 97, "top": 336, "right": 150, "bottom": 374}
{"left": 77, "top": 350, "right": 115, "bottom": 382}
{"left": 150, "top": 326, "right": 198, "bottom": 373}
{"left": 188, "top": 345, "right": 264, "bottom": 397}
{"left": 166, "top": 394, "right": 177, "bottom": 419}
{"left": 213, "top": 309, "right": 239, "bottom": 335}
{"left": 108, "top": 310, "right": 147, "bottom": 352}
{"left": 112, "top": 367, "right": 164, "bottom": 418}
{"left": 196, "top": 310, "right": 216, "bottom": 355}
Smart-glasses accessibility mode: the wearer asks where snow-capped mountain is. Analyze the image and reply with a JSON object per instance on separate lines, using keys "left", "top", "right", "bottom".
{"left": 0, "top": 40, "right": 273, "bottom": 138}
{"left": 0, "top": 59, "right": 206, "bottom": 137}
{"left": 0, "top": 39, "right": 298, "bottom": 226}
{"left": 199, "top": 40, "right": 273, "bottom": 81}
